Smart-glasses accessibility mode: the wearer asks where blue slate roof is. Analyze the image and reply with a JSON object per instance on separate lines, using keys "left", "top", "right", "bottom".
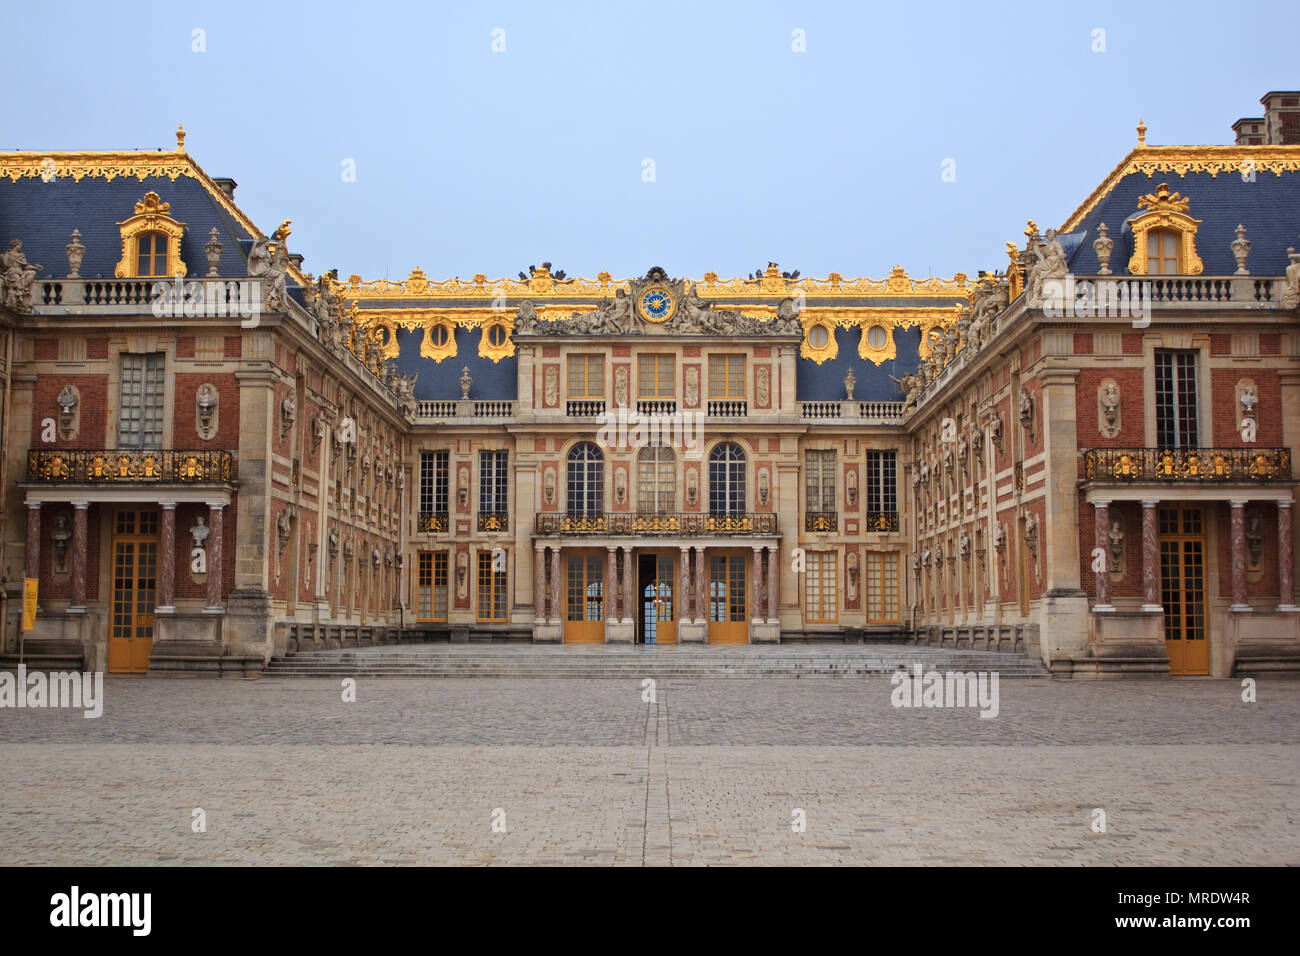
{"left": 1064, "top": 167, "right": 1300, "bottom": 276}
{"left": 796, "top": 325, "right": 924, "bottom": 402}
{"left": 392, "top": 327, "right": 518, "bottom": 400}
{"left": 0, "top": 173, "right": 258, "bottom": 280}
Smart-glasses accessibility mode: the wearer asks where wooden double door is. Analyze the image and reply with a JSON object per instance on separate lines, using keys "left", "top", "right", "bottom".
{"left": 108, "top": 509, "right": 159, "bottom": 674}
{"left": 1159, "top": 506, "right": 1209, "bottom": 676}
{"left": 708, "top": 551, "right": 748, "bottom": 644}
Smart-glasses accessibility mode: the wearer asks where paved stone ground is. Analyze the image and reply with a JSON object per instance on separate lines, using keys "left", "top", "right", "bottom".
{"left": 1, "top": 677, "right": 1297, "bottom": 865}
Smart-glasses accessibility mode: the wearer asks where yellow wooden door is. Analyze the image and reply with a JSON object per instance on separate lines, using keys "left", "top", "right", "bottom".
{"left": 1160, "top": 507, "right": 1209, "bottom": 675}
{"left": 645, "top": 553, "right": 676, "bottom": 644}
{"left": 564, "top": 552, "right": 605, "bottom": 643}
{"left": 108, "top": 509, "right": 159, "bottom": 674}
{"left": 708, "top": 552, "right": 748, "bottom": 643}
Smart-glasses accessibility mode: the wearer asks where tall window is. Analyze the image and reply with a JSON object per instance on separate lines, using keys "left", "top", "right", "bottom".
{"left": 709, "top": 442, "right": 746, "bottom": 514}
{"left": 477, "top": 550, "right": 507, "bottom": 622}
{"left": 804, "top": 551, "right": 838, "bottom": 623}
{"left": 479, "top": 450, "right": 508, "bottom": 514}
{"left": 118, "top": 353, "right": 165, "bottom": 449}
{"left": 638, "top": 354, "right": 675, "bottom": 398}
{"left": 637, "top": 446, "right": 675, "bottom": 512}
{"left": 135, "top": 232, "right": 170, "bottom": 277}
{"left": 1146, "top": 229, "right": 1180, "bottom": 275}
{"left": 567, "top": 442, "right": 604, "bottom": 515}
{"left": 708, "top": 355, "right": 745, "bottom": 398}
{"left": 567, "top": 354, "right": 605, "bottom": 399}
{"left": 866, "top": 451, "right": 897, "bottom": 514}
{"left": 806, "top": 450, "right": 836, "bottom": 512}
{"left": 417, "top": 551, "right": 448, "bottom": 622}
{"left": 866, "top": 552, "right": 900, "bottom": 623}
{"left": 1155, "top": 350, "right": 1198, "bottom": 448}
{"left": 419, "top": 451, "right": 449, "bottom": 515}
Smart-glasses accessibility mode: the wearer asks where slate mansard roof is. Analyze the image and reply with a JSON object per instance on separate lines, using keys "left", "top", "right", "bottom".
{"left": 1057, "top": 144, "right": 1300, "bottom": 275}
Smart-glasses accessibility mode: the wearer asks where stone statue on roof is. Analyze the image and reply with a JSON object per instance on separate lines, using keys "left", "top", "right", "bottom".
{"left": 2, "top": 240, "right": 42, "bottom": 312}
{"left": 248, "top": 236, "right": 288, "bottom": 313}
{"left": 1025, "top": 228, "right": 1067, "bottom": 307}
{"left": 514, "top": 300, "right": 539, "bottom": 334}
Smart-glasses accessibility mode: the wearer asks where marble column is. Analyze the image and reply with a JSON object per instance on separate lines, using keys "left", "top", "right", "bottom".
{"left": 621, "top": 546, "right": 634, "bottom": 624}
{"left": 70, "top": 502, "right": 89, "bottom": 612}
{"left": 1279, "top": 502, "right": 1297, "bottom": 611}
{"left": 751, "top": 546, "right": 765, "bottom": 622}
{"left": 767, "top": 544, "right": 779, "bottom": 621}
{"left": 549, "top": 547, "right": 562, "bottom": 624}
{"left": 607, "top": 547, "right": 619, "bottom": 621}
{"left": 695, "top": 547, "right": 708, "bottom": 624}
{"left": 1230, "top": 500, "right": 1251, "bottom": 611}
{"left": 534, "top": 545, "right": 547, "bottom": 622}
{"left": 1092, "top": 501, "right": 1112, "bottom": 611}
{"left": 204, "top": 502, "right": 224, "bottom": 612}
{"left": 25, "top": 502, "right": 40, "bottom": 581}
{"left": 1141, "top": 500, "right": 1161, "bottom": 612}
{"left": 679, "top": 547, "right": 692, "bottom": 620}
{"left": 157, "top": 502, "right": 176, "bottom": 613}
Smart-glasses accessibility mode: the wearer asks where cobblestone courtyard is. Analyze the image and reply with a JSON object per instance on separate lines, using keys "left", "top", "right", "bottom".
{"left": 1, "top": 676, "right": 1297, "bottom": 865}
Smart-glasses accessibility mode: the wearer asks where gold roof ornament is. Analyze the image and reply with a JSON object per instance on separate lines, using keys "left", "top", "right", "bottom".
{"left": 1136, "top": 119, "right": 1147, "bottom": 147}
{"left": 273, "top": 220, "right": 292, "bottom": 242}
{"left": 176, "top": 124, "right": 186, "bottom": 151}
{"left": 1136, "top": 182, "right": 1191, "bottom": 213}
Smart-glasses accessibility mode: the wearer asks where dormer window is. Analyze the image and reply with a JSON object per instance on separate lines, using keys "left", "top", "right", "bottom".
{"left": 136, "top": 232, "right": 170, "bottom": 277}
{"left": 1126, "top": 184, "right": 1203, "bottom": 277}
{"left": 115, "top": 192, "right": 187, "bottom": 279}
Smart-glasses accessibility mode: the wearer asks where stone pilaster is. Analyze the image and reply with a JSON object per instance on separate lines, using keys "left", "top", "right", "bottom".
{"left": 678, "top": 546, "right": 691, "bottom": 620}
{"left": 767, "top": 544, "right": 779, "bottom": 621}
{"left": 534, "top": 545, "right": 547, "bottom": 622}
{"left": 751, "top": 545, "right": 765, "bottom": 623}
{"left": 606, "top": 546, "right": 618, "bottom": 620}
{"left": 621, "top": 545, "right": 634, "bottom": 625}
{"left": 548, "top": 547, "right": 561, "bottom": 625}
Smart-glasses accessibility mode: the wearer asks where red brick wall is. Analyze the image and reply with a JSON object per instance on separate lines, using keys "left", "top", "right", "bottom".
{"left": 32, "top": 375, "right": 109, "bottom": 447}
{"left": 1211, "top": 369, "right": 1281, "bottom": 446}
{"left": 173, "top": 373, "right": 240, "bottom": 448}
{"left": 37, "top": 505, "right": 101, "bottom": 602}
{"left": 1075, "top": 367, "right": 1145, "bottom": 447}
{"left": 1214, "top": 502, "right": 1279, "bottom": 599}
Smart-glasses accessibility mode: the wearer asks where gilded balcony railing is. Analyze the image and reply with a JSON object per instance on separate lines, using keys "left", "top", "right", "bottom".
{"left": 26, "top": 448, "right": 234, "bottom": 483}
{"left": 478, "top": 512, "right": 509, "bottom": 532}
{"left": 1082, "top": 447, "right": 1292, "bottom": 482}
{"left": 864, "top": 511, "right": 901, "bottom": 532}
{"left": 535, "top": 511, "right": 778, "bottom": 536}
{"left": 805, "top": 511, "right": 838, "bottom": 532}
{"left": 418, "top": 512, "right": 449, "bottom": 532}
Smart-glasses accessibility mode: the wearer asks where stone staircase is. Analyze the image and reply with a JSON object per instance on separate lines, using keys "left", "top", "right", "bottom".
{"left": 264, "top": 644, "right": 1050, "bottom": 679}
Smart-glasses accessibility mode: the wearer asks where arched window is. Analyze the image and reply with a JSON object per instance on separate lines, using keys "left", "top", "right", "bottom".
{"left": 1146, "top": 228, "right": 1180, "bottom": 275}
{"left": 567, "top": 442, "right": 604, "bottom": 515}
{"left": 638, "top": 446, "right": 675, "bottom": 513}
{"left": 708, "top": 442, "right": 746, "bottom": 515}
{"left": 136, "top": 231, "right": 170, "bottom": 277}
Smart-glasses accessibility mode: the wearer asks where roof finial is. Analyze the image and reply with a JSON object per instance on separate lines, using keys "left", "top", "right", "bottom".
{"left": 176, "top": 124, "right": 186, "bottom": 150}
{"left": 1136, "top": 119, "right": 1147, "bottom": 147}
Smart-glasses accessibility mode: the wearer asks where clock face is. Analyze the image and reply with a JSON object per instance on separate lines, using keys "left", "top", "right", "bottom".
{"left": 638, "top": 286, "right": 675, "bottom": 323}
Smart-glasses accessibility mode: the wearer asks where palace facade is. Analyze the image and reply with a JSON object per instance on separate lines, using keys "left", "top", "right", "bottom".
{"left": 2, "top": 94, "right": 1299, "bottom": 678}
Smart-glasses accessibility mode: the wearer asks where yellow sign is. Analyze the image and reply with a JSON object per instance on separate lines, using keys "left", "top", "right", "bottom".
{"left": 22, "top": 578, "right": 38, "bottom": 631}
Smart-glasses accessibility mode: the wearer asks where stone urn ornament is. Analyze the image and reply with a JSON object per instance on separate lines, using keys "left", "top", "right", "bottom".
{"left": 843, "top": 368, "right": 856, "bottom": 401}
{"left": 459, "top": 366, "right": 472, "bottom": 399}
{"left": 65, "top": 229, "right": 85, "bottom": 278}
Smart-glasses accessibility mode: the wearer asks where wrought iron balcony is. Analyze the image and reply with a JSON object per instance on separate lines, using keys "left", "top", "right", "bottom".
{"left": 418, "top": 511, "right": 449, "bottom": 533}
{"left": 864, "top": 511, "right": 901, "bottom": 532}
{"left": 1082, "top": 447, "right": 1292, "bottom": 482}
{"left": 535, "top": 511, "right": 778, "bottom": 536}
{"left": 478, "top": 511, "right": 509, "bottom": 532}
{"left": 805, "top": 511, "right": 838, "bottom": 532}
{"left": 27, "top": 448, "right": 233, "bottom": 483}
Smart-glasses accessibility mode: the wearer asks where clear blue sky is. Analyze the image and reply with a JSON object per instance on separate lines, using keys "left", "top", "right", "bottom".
{"left": 3, "top": 0, "right": 1297, "bottom": 282}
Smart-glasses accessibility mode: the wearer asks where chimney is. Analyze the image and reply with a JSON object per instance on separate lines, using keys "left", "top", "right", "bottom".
{"left": 213, "top": 177, "right": 237, "bottom": 199}
{"left": 288, "top": 253, "right": 305, "bottom": 270}
{"left": 1259, "top": 91, "right": 1300, "bottom": 144}
{"left": 1232, "top": 117, "right": 1265, "bottom": 145}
